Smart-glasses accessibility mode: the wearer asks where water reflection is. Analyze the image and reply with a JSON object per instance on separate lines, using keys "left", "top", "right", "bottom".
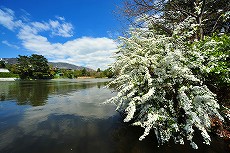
{"left": 0, "top": 79, "right": 110, "bottom": 106}
{"left": 112, "top": 122, "right": 230, "bottom": 153}
{"left": 0, "top": 79, "right": 229, "bottom": 153}
{"left": 0, "top": 79, "right": 119, "bottom": 153}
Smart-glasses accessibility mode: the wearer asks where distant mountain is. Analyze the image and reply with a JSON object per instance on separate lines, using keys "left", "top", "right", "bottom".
{"left": 0, "top": 58, "right": 18, "bottom": 65}
{"left": 48, "top": 62, "right": 94, "bottom": 71}
{"left": 0, "top": 58, "right": 94, "bottom": 71}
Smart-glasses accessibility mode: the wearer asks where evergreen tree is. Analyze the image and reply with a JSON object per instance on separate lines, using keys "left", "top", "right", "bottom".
{"left": 16, "top": 54, "right": 51, "bottom": 79}
{"left": 16, "top": 55, "right": 31, "bottom": 79}
{"left": 0, "top": 60, "right": 6, "bottom": 68}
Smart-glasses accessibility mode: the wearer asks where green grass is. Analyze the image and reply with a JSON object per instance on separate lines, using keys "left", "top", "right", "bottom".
{"left": 0, "top": 72, "right": 19, "bottom": 78}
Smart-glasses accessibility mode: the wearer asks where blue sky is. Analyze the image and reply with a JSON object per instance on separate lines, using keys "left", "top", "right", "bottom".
{"left": 0, "top": 0, "right": 123, "bottom": 70}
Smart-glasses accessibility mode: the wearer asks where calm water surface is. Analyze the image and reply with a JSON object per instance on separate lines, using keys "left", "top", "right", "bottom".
{"left": 0, "top": 79, "right": 229, "bottom": 153}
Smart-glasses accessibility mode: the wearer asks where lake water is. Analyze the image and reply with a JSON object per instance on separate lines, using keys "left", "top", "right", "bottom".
{"left": 0, "top": 79, "right": 229, "bottom": 153}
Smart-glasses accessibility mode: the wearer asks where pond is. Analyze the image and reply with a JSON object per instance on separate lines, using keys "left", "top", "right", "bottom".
{"left": 0, "top": 79, "right": 229, "bottom": 153}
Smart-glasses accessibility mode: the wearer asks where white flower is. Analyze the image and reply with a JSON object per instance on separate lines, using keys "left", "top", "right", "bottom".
{"left": 106, "top": 14, "right": 224, "bottom": 149}
{"left": 124, "top": 101, "right": 136, "bottom": 122}
{"left": 190, "top": 142, "right": 198, "bottom": 149}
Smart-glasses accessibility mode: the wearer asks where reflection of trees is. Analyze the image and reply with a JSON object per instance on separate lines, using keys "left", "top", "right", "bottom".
{"left": 1, "top": 93, "right": 6, "bottom": 101}
{"left": 0, "top": 82, "right": 15, "bottom": 101}
{"left": 111, "top": 122, "right": 230, "bottom": 153}
{"left": 2, "top": 80, "right": 108, "bottom": 106}
{"left": 7, "top": 81, "right": 50, "bottom": 106}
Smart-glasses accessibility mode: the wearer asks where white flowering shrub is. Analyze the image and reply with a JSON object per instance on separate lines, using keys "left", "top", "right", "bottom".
{"left": 106, "top": 20, "right": 225, "bottom": 149}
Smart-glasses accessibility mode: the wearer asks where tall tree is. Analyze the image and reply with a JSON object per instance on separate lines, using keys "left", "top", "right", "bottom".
{"left": 16, "top": 54, "right": 51, "bottom": 79}
{"left": 0, "top": 60, "right": 6, "bottom": 68}
{"left": 16, "top": 55, "right": 31, "bottom": 79}
{"left": 29, "top": 54, "right": 50, "bottom": 79}
{"left": 121, "top": 0, "right": 230, "bottom": 39}
{"left": 81, "top": 68, "right": 87, "bottom": 76}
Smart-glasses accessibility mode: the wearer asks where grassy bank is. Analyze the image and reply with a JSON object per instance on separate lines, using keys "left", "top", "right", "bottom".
{"left": 0, "top": 72, "right": 19, "bottom": 78}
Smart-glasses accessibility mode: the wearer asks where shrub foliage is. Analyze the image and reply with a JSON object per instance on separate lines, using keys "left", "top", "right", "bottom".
{"left": 106, "top": 16, "right": 229, "bottom": 148}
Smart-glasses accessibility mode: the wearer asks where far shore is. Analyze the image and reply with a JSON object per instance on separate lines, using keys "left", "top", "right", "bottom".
{"left": 0, "top": 77, "right": 111, "bottom": 82}
{"left": 0, "top": 78, "right": 19, "bottom": 81}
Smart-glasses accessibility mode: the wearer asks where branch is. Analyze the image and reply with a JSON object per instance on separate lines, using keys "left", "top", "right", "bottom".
{"left": 198, "top": 0, "right": 206, "bottom": 18}
{"left": 211, "top": 15, "right": 223, "bottom": 33}
{"left": 149, "top": 20, "right": 173, "bottom": 36}
{"left": 170, "top": 2, "right": 197, "bottom": 18}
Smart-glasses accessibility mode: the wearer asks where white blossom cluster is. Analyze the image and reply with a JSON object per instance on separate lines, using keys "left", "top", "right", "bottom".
{"left": 106, "top": 16, "right": 224, "bottom": 149}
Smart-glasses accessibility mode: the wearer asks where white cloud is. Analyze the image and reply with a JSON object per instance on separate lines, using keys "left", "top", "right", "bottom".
{"left": 18, "top": 30, "right": 117, "bottom": 69}
{"left": 31, "top": 22, "right": 50, "bottom": 32}
{"left": 0, "top": 7, "right": 118, "bottom": 70}
{"left": 0, "top": 8, "right": 17, "bottom": 30}
{"left": 30, "top": 20, "right": 74, "bottom": 38}
{"left": 20, "top": 9, "right": 31, "bottom": 22}
{"left": 49, "top": 20, "right": 74, "bottom": 37}
{"left": 2, "top": 40, "right": 20, "bottom": 49}
{"left": 49, "top": 20, "right": 59, "bottom": 28}
{"left": 0, "top": 7, "right": 73, "bottom": 37}
{"left": 55, "top": 15, "right": 65, "bottom": 21}
{"left": 57, "top": 22, "right": 73, "bottom": 37}
{"left": 0, "top": 85, "right": 117, "bottom": 150}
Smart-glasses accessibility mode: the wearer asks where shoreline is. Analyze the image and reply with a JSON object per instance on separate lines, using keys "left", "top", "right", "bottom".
{"left": 0, "top": 78, "right": 111, "bottom": 82}
{"left": 0, "top": 78, "right": 19, "bottom": 81}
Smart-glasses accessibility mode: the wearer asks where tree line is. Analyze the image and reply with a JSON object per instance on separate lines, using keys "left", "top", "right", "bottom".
{"left": 3, "top": 54, "right": 114, "bottom": 79}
